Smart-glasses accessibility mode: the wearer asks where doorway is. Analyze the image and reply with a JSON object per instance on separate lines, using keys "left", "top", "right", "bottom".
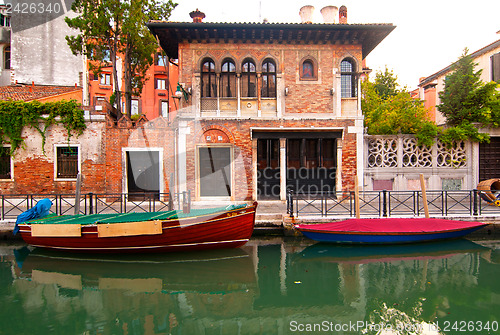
{"left": 287, "top": 138, "right": 337, "bottom": 195}
{"left": 199, "top": 147, "right": 232, "bottom": 197}
{"left": 126, "top": 150, "right": 160, "bottom": 199}
{"left": 257, "top": 139, "right": 280, "bottom": 200}
{"left": 479, "top": 137, "right": 500, "bottom": 181}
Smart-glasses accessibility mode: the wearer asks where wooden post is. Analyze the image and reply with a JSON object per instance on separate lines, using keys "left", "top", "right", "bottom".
{"left": 74, "top": 173, "right": 82, "bottom": 215}
{"left": 420, "top": 174, "right": 429, "bottom": 218}
{"left": 354, "top": 176, "right": 360, "bottom": 219}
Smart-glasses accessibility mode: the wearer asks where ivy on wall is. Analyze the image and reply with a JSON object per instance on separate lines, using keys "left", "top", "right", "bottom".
{"left": 0, "top": 100, "right": 86, "bottom": 154}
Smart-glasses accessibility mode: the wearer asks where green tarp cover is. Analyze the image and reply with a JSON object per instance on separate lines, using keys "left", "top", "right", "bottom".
{"left": 27, "top": 204, "right": 247, "bottom": 225}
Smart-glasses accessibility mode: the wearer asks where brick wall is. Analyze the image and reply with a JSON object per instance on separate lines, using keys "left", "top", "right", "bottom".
{"left": 178, "top": 41, "right": 363, "bottom": 199}
{"left": 0, "top": 41, "right": 363, "bottom": 199}
{"left": 0, "top": 115, "right": 177, "bottom": 196}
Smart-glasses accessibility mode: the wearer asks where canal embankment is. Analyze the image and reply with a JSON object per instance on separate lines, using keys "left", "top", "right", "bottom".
{"left": 1, "top": 200, "right": 499, "bottom": 240}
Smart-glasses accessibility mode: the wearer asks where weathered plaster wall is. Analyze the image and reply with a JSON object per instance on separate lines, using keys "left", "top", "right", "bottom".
{"left": 11, "top": 10, "right": 83, "bottom": 86}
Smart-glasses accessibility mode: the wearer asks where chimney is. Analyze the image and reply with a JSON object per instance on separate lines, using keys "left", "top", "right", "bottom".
{"left": 299, "top": 5, "right": 314, "bottom": 24}
{"left": 189, "top": 8, "right": 205, "bottom": 23}
{"left": 320, "top": 6, "right": 338, "bottom": 24}
{"left": 339, "top": 5, "right": 347, "bottom": 24}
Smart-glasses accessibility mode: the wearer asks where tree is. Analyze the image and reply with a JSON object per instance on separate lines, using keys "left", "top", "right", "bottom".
{"left": 362, "top": 68, "right": 439, "bottom": 147}
{"left": 65, "top": 0, "right": 177, "bottom": 116}
{"left": 373, "top": 66, "right": 399, "bottom": 99}
{"left": 437, "top": 49, "right": 500, "bottom": 144}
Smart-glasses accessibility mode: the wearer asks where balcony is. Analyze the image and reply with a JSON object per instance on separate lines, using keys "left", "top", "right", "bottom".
{"left": 200, "top": 97, "right": 277, "bottom": 118}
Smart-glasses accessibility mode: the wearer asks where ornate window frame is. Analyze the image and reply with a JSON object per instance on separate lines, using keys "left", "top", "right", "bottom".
{"left": 299, "top": 56, "right": 318, "bottom": 81}
{"left": 261, "top": 58, "right": 277, "bottom": 98}
{"left": 241, "top": 58, "right": 257, "bottom": 98}
{"left": 340, "top": 57, "right": 357, "bottom": 98}
{"left": 220, "top": 58, "right": 237, "bottom": 98}
{"left": 201, "top": 57, "right": 217, "bottom": 98}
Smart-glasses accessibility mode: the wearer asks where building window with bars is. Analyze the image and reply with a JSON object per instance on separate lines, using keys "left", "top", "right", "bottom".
{"left": 0, "top": 147, "right": 11, "bottom": 179}
{"left": 56, "top": 146, "right": 79, "bottom": 179}
{"left": 341, "top": 58, "right": 357, "bottom": 98}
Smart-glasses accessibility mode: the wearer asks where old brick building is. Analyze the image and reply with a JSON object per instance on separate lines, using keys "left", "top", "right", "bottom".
{"left": 148, "top": 7, "right": 394, "bottom": 202}
{"left": 0, "top": 6, "right": 394, "bottom": 202}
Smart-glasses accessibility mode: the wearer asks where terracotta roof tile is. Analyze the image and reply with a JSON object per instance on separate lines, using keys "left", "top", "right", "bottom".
{"left": 0, "top": 85, "right": 81, "bottom": 101}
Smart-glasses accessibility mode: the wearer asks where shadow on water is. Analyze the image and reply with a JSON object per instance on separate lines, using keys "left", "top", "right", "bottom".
{"left": 0, "top": 238, "right": 499, "bottom": 334}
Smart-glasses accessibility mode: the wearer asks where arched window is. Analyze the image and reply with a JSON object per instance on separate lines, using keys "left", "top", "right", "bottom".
{"left": 261, "top": 59, "right": 276, "bottom": 98}
{"left": 299, "top": 57, "right": 317, "bottom": 80}
{"left": 241, "top": 59, "right": 257, "bottom": 98}
{"left": 201, "top": 58, "right": 216, "bottom": 98}
{"left": 340, "top": 58, "right": 357, "bottom": 98}
{"left": 220, "top": 59, "right": 236, "bottom": 97}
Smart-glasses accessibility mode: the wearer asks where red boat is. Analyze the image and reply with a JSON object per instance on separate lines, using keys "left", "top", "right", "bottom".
{"left": 295, "top": 217, "right": 488, "bottom": 244}
{"left": 17, "top": 202, "right": 257, "bottom": 253}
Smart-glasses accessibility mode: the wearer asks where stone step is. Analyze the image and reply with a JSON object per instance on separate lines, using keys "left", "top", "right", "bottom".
{"left": 256, "top": 213, "right": 283, "bottom": 220}
{"left": 252, "top": 226, "right": 284, "bottom": 236}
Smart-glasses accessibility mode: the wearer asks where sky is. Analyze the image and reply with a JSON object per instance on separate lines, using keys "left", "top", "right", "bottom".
{"left": 169, "top": 0, "right": 500, "bottom": 89}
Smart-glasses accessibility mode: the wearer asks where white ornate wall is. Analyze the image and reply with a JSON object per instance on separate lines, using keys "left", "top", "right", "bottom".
{"left": 364, "top": 135, "right": 473, "bottom": 191}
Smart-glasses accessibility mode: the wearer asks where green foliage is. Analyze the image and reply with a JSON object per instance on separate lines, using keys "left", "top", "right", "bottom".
{"left": 373, "top": 66, "right": 399, "bottom": 99}
{"left": 0, "top": 100, "right": 86, "bottom": 154}
{"left": 439, "top": 122, "right": 489, "bottom": 147}
{"left": 362, "top": 69, "right": 439, "bottom": 146}
{"left": 437, "top": 49, "right": 500, "bottom": 143}
{"left": 65, "top": 0, "right": 177, "bottom": 116}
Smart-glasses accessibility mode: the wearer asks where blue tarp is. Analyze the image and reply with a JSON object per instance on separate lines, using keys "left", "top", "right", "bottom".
{"left": 13, "top": 198, "right": 52, "bottom": 235}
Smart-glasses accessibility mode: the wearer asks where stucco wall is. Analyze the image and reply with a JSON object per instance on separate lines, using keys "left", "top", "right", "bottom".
{"left": 11, "top": 10, "right": 83, "bottom": 86}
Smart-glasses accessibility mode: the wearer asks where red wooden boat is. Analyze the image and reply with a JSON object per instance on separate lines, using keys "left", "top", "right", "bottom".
{"left": 295, "top": 217, "right": 488, "bottom": 244}
{"left": 17, "top": 202, "right": 257, "bottom": 253}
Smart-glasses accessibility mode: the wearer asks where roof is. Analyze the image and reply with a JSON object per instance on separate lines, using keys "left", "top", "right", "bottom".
{"left": 147, "top": 21, "right": 395, "bottom": 59}
{"left": 419, "top": 39, "right": 500, "bottom": 87}
{"left": 0, "top": 85, "right": 81, "bottom": 102}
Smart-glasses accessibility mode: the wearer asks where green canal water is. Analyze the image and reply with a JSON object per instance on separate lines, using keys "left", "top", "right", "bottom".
{"left": 0, "top": 237, "right": 499, "bottom": 335}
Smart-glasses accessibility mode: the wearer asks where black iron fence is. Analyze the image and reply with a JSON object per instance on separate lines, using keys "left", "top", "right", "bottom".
{"left": 0, "top": 191, "right": 191, "bottom": 220}
{"left": 286, "top": 189, "right": 500, "bottom": 217}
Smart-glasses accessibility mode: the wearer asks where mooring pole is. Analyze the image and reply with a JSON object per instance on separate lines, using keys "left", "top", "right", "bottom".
{"left": 420, "top": 174, "right": 430, "bottom": 218}
{"left": 74, "top": 174, "right": 82, "bottom": 215}
{"left": 354, "top": 176, "right": 360, "bottom": 219}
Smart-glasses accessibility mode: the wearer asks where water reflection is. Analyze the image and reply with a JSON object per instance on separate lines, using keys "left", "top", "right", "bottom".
{"left": 0, "top": 238, "right": 499, "bottom": 334}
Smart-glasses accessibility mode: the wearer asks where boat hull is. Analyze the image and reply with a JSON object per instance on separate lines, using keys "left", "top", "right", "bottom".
{"left": 296, "top": 218, "right": 488, "bottom": 244}
{"left": 18, "top": 203, "right": 257, "bottom": 253}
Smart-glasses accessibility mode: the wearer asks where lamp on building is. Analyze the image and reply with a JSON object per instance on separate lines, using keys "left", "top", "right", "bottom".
{"left": 174, "top": 83, "right": 190, "bottom": 102}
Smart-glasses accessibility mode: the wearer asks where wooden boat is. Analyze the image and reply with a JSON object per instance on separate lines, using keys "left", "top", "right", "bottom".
{"left": 15, "top": 247, "right": 257, "bottom": 294}
{"left": 294, "top": 217, "right": 488, "bottom": 244}
{"left": 294, "top": 239, "right": 489, "bottom": 264}
{"left": 17, "top": 202, "right": 257, "bottom": 253}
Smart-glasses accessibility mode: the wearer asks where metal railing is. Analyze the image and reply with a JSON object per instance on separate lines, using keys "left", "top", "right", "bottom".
{"left": 0, "top": 191, "right": 191, "bottom": 220}
{"left": 286, "top": 189, "right": 500, "bottom": 218}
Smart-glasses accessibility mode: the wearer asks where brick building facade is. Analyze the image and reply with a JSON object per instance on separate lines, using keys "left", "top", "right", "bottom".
{"left": 149, "top": 8, "right": 394, "bottom": 202}
{"left": 0, "top": 7, "right": 394, "bottom": 202}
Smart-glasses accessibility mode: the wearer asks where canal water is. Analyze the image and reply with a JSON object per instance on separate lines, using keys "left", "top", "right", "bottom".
{"left": 0, "top": 237, "right": 499, "bottom": 335}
